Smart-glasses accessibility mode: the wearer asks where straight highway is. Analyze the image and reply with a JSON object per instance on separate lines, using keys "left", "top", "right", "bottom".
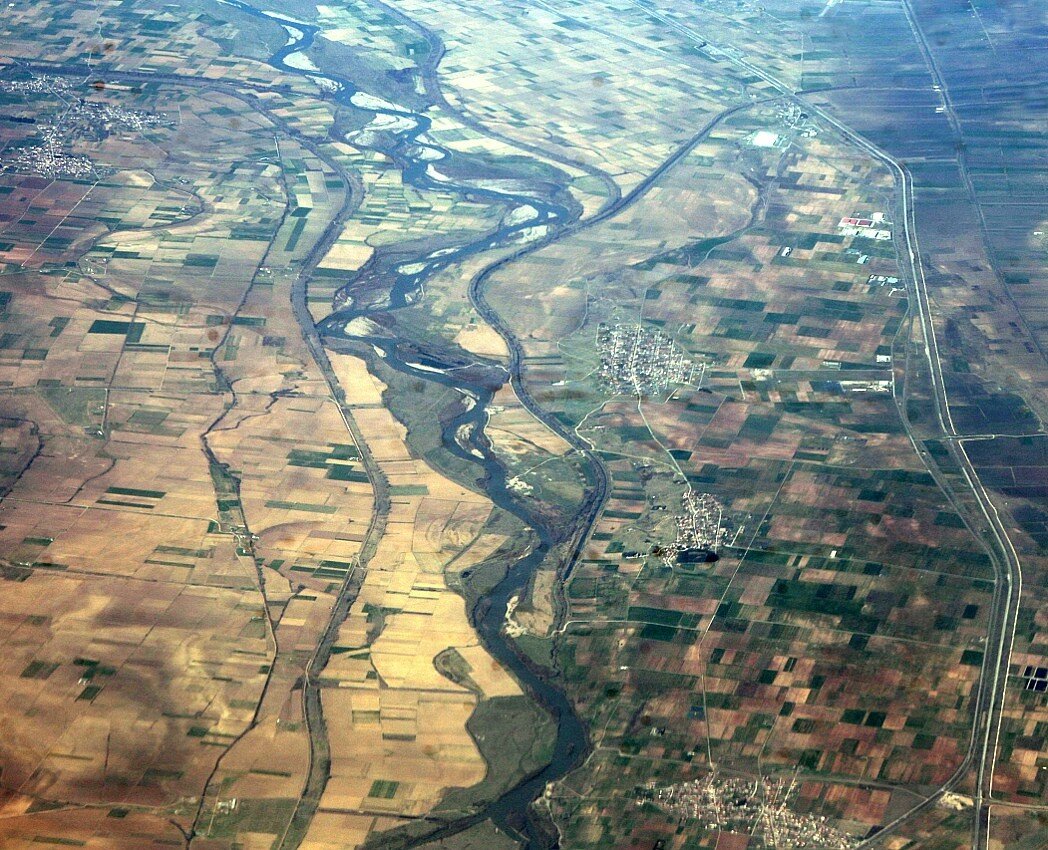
{"left": 20, "top": 6, "right": 1030, "bottom": 845}
{"left": 605, "top": 2, "right": 1025, "bottom": 846}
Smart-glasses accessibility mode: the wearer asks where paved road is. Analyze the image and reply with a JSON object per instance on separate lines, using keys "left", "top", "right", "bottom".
{"left": 464, "top": 98, "right": 762, "bottom": 632}
{"left": 682, "top": 15, "right": 1021, "bottom": 850}
{"left": 17, "top": 15, "right": 1029, "bottom": 846}
{"left": 10, "top": 58, "right": 399, "bottom": 848}
{"left": 600, "top": 4, "right": 1025, "bottom": 845}
{"left": 897, "top": 0, "right": 1047, "bottom": 369}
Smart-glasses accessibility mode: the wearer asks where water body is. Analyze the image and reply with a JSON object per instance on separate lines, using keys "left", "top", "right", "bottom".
{"left": 220, "top": 1, "right": 591, "bottom": 845}
{"left": 328, "top": 335, "right": 591, "bottom": 847}
{"left": 222, "top": 0, "right": 569, "bottom": 310}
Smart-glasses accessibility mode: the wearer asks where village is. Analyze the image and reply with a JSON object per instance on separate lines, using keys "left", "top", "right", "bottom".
{"left": 597, "top": 322, "right": 695, "bottom": 397}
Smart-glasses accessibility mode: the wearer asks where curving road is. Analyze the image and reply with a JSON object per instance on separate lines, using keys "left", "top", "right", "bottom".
{"left": 465, "top": 99, "right": 761, "bottom": 583}
{"left": 632, "top": 8, "right": 1024, "bottom": 848}
{"left": 16, "top": 4, "right": 1028, "bottom": 845}
{"left": 545, "top": 2, "right": 1024, "bottom": 844}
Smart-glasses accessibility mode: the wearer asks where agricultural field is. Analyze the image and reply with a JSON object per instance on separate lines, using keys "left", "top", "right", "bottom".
{"left": 0, "top": 0, "right": 558, "bottom": 845}
{"left": 0, "top": 58, "right": 396, "bottom": 845}
{"left": 300, "top": 356, "right": 521, "bottom": 834}
{"left": 0, "top": 1, "right": 1045, "bottom": 850}
{"left": 482, "top": 102, "right": 1007, "bottom": 846}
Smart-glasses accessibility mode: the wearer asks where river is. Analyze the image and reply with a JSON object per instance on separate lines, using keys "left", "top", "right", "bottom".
{"left": 218, "top": 1, "right": 593, "bottom": 846}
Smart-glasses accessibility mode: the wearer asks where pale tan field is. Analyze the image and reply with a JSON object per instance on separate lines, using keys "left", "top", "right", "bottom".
{"left": 453, "top": 320, "right": 510, "bottom": 360}
{"left": 0, "top": 571, "right": 269, "bottom": 805}
{"left": 487, "top": 382, "right": 573, "bottom": 460}
{"left": 302, "top": 356, "right": 520, "bottom": 841}
{"left": 300, "top": 811, "right": 401, "bottom": 850}
{"left": 0, "top": 78, "right": 373, "bottom": 850}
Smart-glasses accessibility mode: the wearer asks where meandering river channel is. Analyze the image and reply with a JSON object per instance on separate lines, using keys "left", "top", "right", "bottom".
{"left": 221, "top": 2, "right": 595, "bottom": 846}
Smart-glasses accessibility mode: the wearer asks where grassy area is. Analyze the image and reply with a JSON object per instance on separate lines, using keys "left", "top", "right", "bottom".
{"left": 203, "top": 797, "right": 298, "bottom": 840}
{"left": 363, "top": 348, "right": 487, "bottom": 493}
{"left": 510, "top": 633, "right": 554, "bottom": 669}
{"left": 416, "top": 819, "right": 520, "bottom": 850}
{"left": 433, "top": 647, "right": 483, "bottom": 695}
{"left": 435, "top": 694, "right": 556, "bottom": 817}
{"left": 37, "top": 386, "right": 106, "bottom": 429}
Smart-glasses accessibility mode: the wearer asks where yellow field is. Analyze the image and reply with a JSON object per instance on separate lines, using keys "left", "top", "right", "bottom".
{"left": 0, "top": 78, "right": 377, "bottom": 850}
{"left": 302, "top": 356, "right": 520, "bottom": 843}
{"left": 0, "top": 571, "right": 269, "bottom": 805}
